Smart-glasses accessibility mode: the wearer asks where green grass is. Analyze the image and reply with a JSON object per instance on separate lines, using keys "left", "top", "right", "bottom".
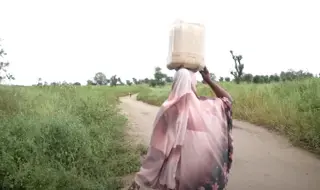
{"left": 2, "top": 79, "right": 319, "bottom": 189}
{"left": 137, "top": 79, "right": 320, "bottom": 153}
{"left": 0, "top": 85, "right": 144, "bottom": 190}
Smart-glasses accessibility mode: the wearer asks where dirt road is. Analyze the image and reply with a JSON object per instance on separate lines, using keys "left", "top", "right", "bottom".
{"left": 119, "top": 95, "right": 320, "bottom": 190}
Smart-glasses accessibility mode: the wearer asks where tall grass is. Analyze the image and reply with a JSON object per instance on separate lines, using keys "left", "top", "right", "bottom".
{"left": 137, "top": 79, "right": 320, "bottom": 153}
{"left": 0, "top": 85, "right": 143, "bottom": 190}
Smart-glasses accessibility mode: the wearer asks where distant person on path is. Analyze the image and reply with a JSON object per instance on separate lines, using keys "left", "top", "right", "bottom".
{"left": 128, "top": 67, "right": 233, "bottom": 190}
{"left": 129, "top": 92, "right": 132, "bottom": 97}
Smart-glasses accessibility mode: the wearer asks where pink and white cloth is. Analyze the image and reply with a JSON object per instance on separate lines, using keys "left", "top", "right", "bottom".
{"left": 135, "top": 68, "right": 233, "bottom": 190}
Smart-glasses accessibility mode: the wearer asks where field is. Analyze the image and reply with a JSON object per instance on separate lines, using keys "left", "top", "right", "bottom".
{"left": 137, "top": 78, "right": 320, "bottom": 153}
{"left": 1, "top": 79, "right": 320, "bottom": 189}
{"left": 0, "top": 85, "right": 144, "bottom": 190}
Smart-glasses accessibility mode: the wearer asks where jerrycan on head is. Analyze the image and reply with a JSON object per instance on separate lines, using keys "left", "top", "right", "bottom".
{"left": 167, "top": 20, "right": 206, "bottom": 71}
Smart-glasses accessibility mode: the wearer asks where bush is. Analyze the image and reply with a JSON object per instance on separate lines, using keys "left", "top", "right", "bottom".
{"left": 0, "top": 85, "right": 143, "bottom": 190}
{"left": 137, "top": 79, "right": 320, "bottom": 153}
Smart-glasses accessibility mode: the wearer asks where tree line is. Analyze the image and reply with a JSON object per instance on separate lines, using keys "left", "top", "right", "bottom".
{"left": 85, "top": 67, "right": 173, "bottom": 87}
{"left": 35, "top": 50, "right": 320, "bottom": 86}
{"left": 227, "top": 50, "right": 317, "bottom": 84}
{"left": 0, "top": 38, "right": 318, "bottom": 87}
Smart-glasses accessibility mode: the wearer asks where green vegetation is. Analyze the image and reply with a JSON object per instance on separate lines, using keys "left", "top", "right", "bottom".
{"left": 137, "top": 79, "right": 320, "bottom": 154}
{"left": 0, "top": 38, "right": 14, "bottom": 82}
{"left": 2, "top": 35, "right": 320, "bottom": 189}
{"left": 0, "top": 85, "right": 143, "bottom": 190}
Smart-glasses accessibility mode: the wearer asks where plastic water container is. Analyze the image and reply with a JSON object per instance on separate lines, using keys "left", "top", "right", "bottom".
{"left": 167, "top": 20, "right": 205, "bottom": 71}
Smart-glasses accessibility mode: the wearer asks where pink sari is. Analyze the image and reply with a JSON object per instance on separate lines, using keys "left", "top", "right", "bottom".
{"left": 134, "top": 68, "right": 233, "bottom": 190}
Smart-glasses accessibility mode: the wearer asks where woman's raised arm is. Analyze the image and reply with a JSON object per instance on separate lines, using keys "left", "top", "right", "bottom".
{"left": 200, "top": 67, "right": 233, "bottom": 102}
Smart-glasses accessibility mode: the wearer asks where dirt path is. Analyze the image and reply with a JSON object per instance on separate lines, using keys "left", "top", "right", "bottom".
{"left": 119, "top": 95, "right": 320, "bottom": 190}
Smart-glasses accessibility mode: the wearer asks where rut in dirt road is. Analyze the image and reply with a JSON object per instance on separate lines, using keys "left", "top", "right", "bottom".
{"left": 119, "top": 95, "right": 320, "bottom": 190}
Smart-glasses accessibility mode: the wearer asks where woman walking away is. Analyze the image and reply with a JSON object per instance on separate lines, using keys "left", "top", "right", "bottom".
{"left": 128, "top": 67, "right": 233, "bottom": 190}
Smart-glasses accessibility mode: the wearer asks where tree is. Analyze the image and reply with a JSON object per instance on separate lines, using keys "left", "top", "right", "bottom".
{"left": 37, "top": 78, "right": 43, "bottom": 86}
{"left": 87, "top": 80, "right": 96, "bottom": 85}
{"left": 225, "top": 77, "right": 231, "bottom": 82}
{"left": 151, "top": 67, "right": 166, "bottom": 86}
{"left": 62, "top": 81, "right": 68, "bottom": 85}
{"left": 143, "top": 78, "right": 150, "bottom": 84}
{"left": 0, "top": 39, "right": 15, "bottom": 83}
{"left": 165, "top": 76, "right": 173, "bottom": 83}
{"left": 132, "top": 78, "right": 139, "bottom": 85}
{"left": 154, "top": 67, "right": 167, "bottom": 83}
{"left": 230, "top": 50, "right": 244, "bottom": 84}
{"left": 117, "top": 77, "right": 124, "bottom": 85}
{"left": 149, "top": 79, "right": 157, "bottom": 87}
{"left": 252, "top": 75, "right": 263, "bottom": 84}
{"left": 219, "top": 77, "right": 224, "bottom": 82}
{"left": 94, "top": 72, "right": 107, "bottom": 85}
{"left": 242, "top": 73, "right": 253, "bottom": 83}
{"left": 73, "top": 82, "right": 81, "bottom": 85}
{"left": 126, "top": 80, "right": 132, "bottom": 86}
{"left": 269, "top": 74, "right": 280, "bottom": 82}
{"left": 262, "top": 75, "right": 270, "bottom": 83}
{"left": 280, "top": 69, "right": 313, "bottom": 81}
{"left": 110, "top": 75, "right": 118, "bottom": 86}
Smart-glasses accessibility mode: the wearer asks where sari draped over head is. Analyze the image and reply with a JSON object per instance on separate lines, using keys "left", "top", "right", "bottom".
{"left": 135, "top": 68, "right": 233, "bottom": 190}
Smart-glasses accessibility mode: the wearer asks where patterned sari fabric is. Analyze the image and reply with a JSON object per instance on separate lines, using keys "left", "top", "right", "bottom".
{"left": 196, "top": 97, "right": 233, "bottom": 190}
{"left": 131, "top": 68, "right": 233, "bottom": 190}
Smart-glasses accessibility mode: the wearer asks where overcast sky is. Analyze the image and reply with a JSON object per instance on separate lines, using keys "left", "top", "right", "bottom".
{"left": 0, "top": 0, "right": 319, "bottom": 85}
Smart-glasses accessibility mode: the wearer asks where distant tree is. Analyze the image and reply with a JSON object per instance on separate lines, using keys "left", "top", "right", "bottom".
{"left": 269, "top": 74, "right": 280, "bottom": 82}
{"left": 138, "top": 79, "right": 145, "bottom": 84}
{"left": 110, "top": 75, "right": 118, "bottom": 86}
{"left": 152, "top": 67, "right": 166, "bottom": 86}
{"left": 149, "top": 79, "right": 157, "bottom": 87}
{"left": 143, "top": 78, "right": 150, "bottom": 84}
{"left": 262, "top": 75, "right": 270, "bottom": 83}
{"left": 37, "top": 78, "right": 43, "bottom": 86}
{"left": 252, "top": 75, "right": 263, "bottom": 84}
{"left": 73, "top": 82, "right": 81, "bottom": 85}
{"left": 230, "top": 50, "right": 244, "bottom": 84}
{"left": 132, "top": 78, "right": 139, "bottom": 85}
{"left": 219, "top": 77, "right": 224, "bottom": 82}
{"left": 0, "top": 39, "right": 15, "bottom": 83}
{"left": 87, "top": 80, "right": 95, "bottom": 85}
{"left": 165, "top": 76, "right": 173, "bottom": 83}
{"left": 242, "top": 73, "right": 253, "bottom": 83}
{"left": 224, "top": 77, "right": 231, "bottom": 82}
{"left": 154, "top": 67, "right": 167, "bottom": 83}
{"left": 279, "top": 69, "right": 313, "bottom": 81}
{"left": 117, "top": 77, "right": 124, "bottom": 85}
{"left": 94, "top": 72, "right": 107, "bottom": 85}
{"left": 126, "top": 80, "right": 132, "bottom": 86}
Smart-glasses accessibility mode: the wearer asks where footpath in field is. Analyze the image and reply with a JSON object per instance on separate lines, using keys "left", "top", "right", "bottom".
{"left": 119, "top": 94, "right": 320, "bottom": 190}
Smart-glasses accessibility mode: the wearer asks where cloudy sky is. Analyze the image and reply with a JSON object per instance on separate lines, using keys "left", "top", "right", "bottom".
{"left": 0, "top": 0, "right": 319, "bottom": 85}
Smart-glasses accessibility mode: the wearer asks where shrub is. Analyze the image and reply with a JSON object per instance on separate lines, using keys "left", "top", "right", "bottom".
{"left": 0, "top": 85, "right": 143, "bottom": 189}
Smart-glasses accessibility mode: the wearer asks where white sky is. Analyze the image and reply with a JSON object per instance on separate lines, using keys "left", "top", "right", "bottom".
{"left": 0, "top": 0, "right": 319, "bottom": 85}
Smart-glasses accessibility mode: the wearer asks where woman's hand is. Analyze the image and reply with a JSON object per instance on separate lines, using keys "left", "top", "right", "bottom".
{"left": 200, "top": 66, "right": 232, "bottom": 101}
{"left": 200, "top": 67, "right": 211, "bottom": 83}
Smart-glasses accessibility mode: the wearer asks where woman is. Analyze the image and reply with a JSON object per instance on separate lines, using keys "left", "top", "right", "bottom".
{"left": 129, "top": 67, "right": 233, "bottom": 190}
